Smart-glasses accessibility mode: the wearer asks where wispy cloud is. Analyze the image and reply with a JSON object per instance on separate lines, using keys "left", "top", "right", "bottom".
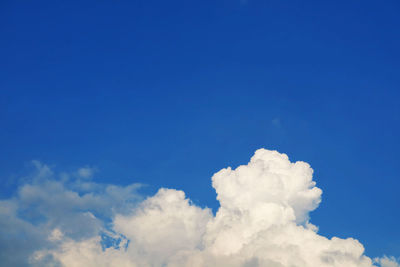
{"left": 375, "top": 256, "right": 400, "bottom": 267}
{"left": 0, "top": 162, "right": 141, "bottom": 267}
{"left": 77, "top": 166, "right": 96, "bottom": 179}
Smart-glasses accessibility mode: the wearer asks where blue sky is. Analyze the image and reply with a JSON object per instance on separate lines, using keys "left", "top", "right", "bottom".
{"left": 1, "top": 0, "right": 399, "bottom": 265}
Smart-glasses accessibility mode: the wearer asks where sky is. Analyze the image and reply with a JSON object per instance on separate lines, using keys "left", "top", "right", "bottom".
{"left": 0, "top": 0, "right": 400, "bottom": 266}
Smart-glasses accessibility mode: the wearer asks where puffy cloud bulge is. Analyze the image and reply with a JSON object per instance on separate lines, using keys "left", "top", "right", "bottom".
{"left": 1, "top": 149, "right": 398, "bottom": 267}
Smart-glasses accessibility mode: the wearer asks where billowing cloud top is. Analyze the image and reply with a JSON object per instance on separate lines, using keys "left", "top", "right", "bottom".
{"left": 0, "top": 149, "right": 398, "bottom": 267}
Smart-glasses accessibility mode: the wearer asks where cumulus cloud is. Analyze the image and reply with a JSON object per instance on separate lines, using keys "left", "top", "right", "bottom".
{"left": 375, "top": 256, "right": 400, "bottom": 267}
{"left": 1, "top": 149, "right": 398, "bottom": 267}
{"left": 0, "top": 161, "right": 141, "bottom": 267}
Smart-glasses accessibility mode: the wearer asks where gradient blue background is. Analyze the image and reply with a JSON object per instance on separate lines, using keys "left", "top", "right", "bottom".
{"left": 1, "top": 0, "right": 399, "bottom": 259}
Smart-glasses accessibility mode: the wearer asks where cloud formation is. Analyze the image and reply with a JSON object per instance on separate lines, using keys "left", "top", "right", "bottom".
{"left": 0, "top": 161, "right": 141, "bottom": 267}
{"left": 77, "top": 166, "right": 96, "bottom": 179}
{"left": 375, "top": 256, "right": 400, "bottom": 267}
{"left": 1, "top": 149, "right": 398, "bottom": 266}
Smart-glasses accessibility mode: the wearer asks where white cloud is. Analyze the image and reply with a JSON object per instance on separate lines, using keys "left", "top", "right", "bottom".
{"left": 1, "top": 149, "right": 398, "bottom": 266}
{"left": 0, "top": 161, "right": 142, "bottom": 267}
{"left": 375, "top": 256, "right": 400, "bottom": 267}
{"left": 48, "top": 228, "right": 63, "bottom": 241}
{"left": 77, "top": 166, "right": 96, "bottom": 179}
